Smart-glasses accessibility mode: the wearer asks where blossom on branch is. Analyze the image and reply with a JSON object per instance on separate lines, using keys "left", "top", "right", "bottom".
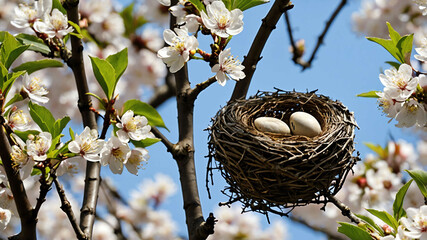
{"left": 400, "top": 205, "right": 427, "bottom": 239}
{"left": 0, "top": 207, "right": 11, "bottom": 231}
{"left": 379, "top": 64, "right": 418, "bottom": 102}
{"left": 157, "top": 28, "right": 199, "bottom": 73}
{"left": 10, "top": 0, "right": 50, "bottom": 29}
{"left": 212, "top": 48, "right": 245, "bottom": 86}
{"left": 100, "top": 136, "right": 131, "bottom": 174}
{"left": 33, "top": 8, "right": 73, "bottom": 39}
{"left": 116, "top": 110, "right": 152, "bottom": 143}
{"left": 125, "top": 148, "right": 149, "bottom": 175}
{"left": 21, "top": 73, "right": 49, "bottom": 104}
{"left": 395, "top": 99, "right": 427, "bottom": 128}
{"left": 68, "top": 126, "right": 105, "bottom": 162}
{"left": 201, "top": 1, "right": 243, "bottom": 38}
{"left": 377, "top": 91, "right": 402, "bottom": 118}
{"left": 26, "top": 132, "right": 52, "bottom": 162}
{"left": 415, "top": 37, "right": 427, "bottom": 62}
{"left": 7, "top": 109, "right": 32, "bottom": 131}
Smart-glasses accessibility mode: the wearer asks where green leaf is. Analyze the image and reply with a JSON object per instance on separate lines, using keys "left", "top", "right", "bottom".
{"left": 4, "top": 93, "right": 24, "bottom": 109}
{"left": 29, "top": 101, "right": 55, "bottom": 133}
{"left": 53, "top": 116, "right": 70, "bottom": 138}
{"left": 89, "top": 56, "right": 116, "bottom": 99}
{"left": 48, "top": 134, "right": 62, "bottom": 153}
{"left": 6, "top": 45, "right": 30, "bottom": 69}
{"left": 189, "top": 0, "right": 206, "bottom": 12}
{"left": 385, "top": 61, "right": 401, "bottom": 69}
{"left": 106, "top": 48, "right": 128, "bottom": 82}
{"left": 15, "top": 33, "right": 51, "bottom": 55}
{"left": 406, "top": 169, "right": 427, "bottom": 198}
{"left": 52, "top": 0, "right": 67, "bottom": 14}
{"left": 387, "top": 22, "right": 401, "bottom": 43}
{"left": 366, "top": 209, "right": 399, "bottom": 231}
{"left": 67, "top": 21, "right": 81, "bottom": 35}
{"left": 3, "top": 71, "right": 25, "bottom": 98}
{"left": 357, "top": 91, "right": 380, "bottom": 98}
{"left": 337, "top": 222, "right": 373, "bottom": 240}
{"left": 122, "top": 99, "right": 168, "bottom": 130}
{"left": 396, "top": 34, "right": 413, "bottom": 64}
{"left": 364, "top": 142, "right": 387, "bottom": 159}
{"left": 393, "top": 179, "right": 413, "bottom": 220}
{"left": 367, "top": 37, "right": 403, "bottom": 63}
{"left": 12, "top": 59, "right": 63, "bottom": 74}
{"left": 0, "top": 32, "right": 30, "bottom": 69}
{"left": 69, "top": 127, "right": 75, "bottom": 141}
{"left": 120, "top": 3, "right": 147, "bottom": 36}
{"left": 13, "top": 130, "right": 40, "bottom": 142}
{"left": 355, "top": 214, "right": 384, "bottom": 236}
{"left": 131, "top": 138, "right": 161, "bottom": 148}
{"left": 221, "top": 0, "right": 268, "bottom": 11}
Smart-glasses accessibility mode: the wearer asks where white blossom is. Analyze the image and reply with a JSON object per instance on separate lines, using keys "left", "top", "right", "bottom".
{"left": 125, "top": 148, "right": 149, "bottom": 175}
{"left": 0, "top": 207, "right": 11, "bottom": 231}
{"left": 7, "top": 109, "right": 31, "bottom": 131}
{"left": 377, "top": 91, "right": 403, "bottom": 118}
{"left": 201, "top": 1, "right": 243, "bottom": 38}
{"left": 21, "top": 73, "right": 49, "bottom": 104}
{"left": 100, "top": 136, "right": 131, "bottom": 174}
{"left": 116, "top": 110, "right": 152, "bottom": 143}
{"left": 26, "top": 132, "right": 52, "bottom": 162}
{"left": 10, "top": 0, "right": 51, "bottom": 29}
{"left": 212, "top": 48, "right": 245, "bottom": 86}
{"left": 395, "top": 98, "right": 427, "bottom": 128}
{"left": 33, "top": 8, "right": 73, "bottom": 39}
{"left": 10, "top": 134, "right": 34, "bottom": 180}
{"left": 88, "top": 12, "right": 124, "bottom": 43}
{"left": 79, "top": 0, "right": 112, "bottom": 23}
{"left": 379, "top": 64, "right": 418, "bottom": 102}
{"left": 400, "top": 205, "right": 427, "bottom": 239}
{"left": 138, "top": 0, "right": 170, "bottom": 25}
{"left": 415, "top": 37, "right": 427, "bottom": 62}
{"left": 157, "top": 28, "right": 199, "bottom": 73}
{"left": 68, "top": 126, "right": 104, "bottom": 162}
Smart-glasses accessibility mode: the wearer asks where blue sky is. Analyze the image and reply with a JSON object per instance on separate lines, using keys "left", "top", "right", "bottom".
{"left": 105, "top": 0, "right": 422, "bottom": 239}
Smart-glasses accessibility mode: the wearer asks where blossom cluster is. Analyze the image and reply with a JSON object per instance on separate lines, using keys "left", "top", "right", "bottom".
{"left": 376, "top": 63, "right": 427, "bottom": 128}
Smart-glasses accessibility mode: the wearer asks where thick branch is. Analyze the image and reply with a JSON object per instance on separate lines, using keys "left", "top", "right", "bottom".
{"left": 286, "top": 0, "right": 347, "bottom": 70}
{"left": 328, "top": 195, "right": 361, "bottom": 224}
{"left": 0, "top": 123, "right": 36, "bottom": 240}
{"left": 230, "top": 0, "right": 292, "bottom": 101}
{"left": 64, "top": 1, "right": 101, "bottom": 238}
{"left": 53, "top": 176, "right": 87, "bottom": 240}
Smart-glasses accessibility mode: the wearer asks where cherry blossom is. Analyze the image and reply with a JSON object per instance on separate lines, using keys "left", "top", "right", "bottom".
{"left": 376, "top": 91, "right": 403, "bottom": 118}
{"left": 400, "top": 205, "right": 427, "bottom": 239}
{"left": 379, "top": 64, "right": 418, "bottom": 102}
{"left": 26, "top": 132, "right": 52, "bottom": 162}
{"left": 212, "top": 48, "right": 245, "bottom": 86}
{"left": 10, "top": 0, "right": 50, "bottom": 29}
{"left": 21, "top": 73, "right": 49, "bottom": 104}
{"left": 10, "top": 134, "right": 34, "bottom": 180}
{"left": 395, "top": 98, "right": 427, "bottom": 128}
{"left": 0, "top": 207, "right": 11, "bottom": 230}
{"left": 158, "top": 28, "right": 199, "bottom": 73}
{"left": 33, "top": 8, "right": 73, "bottom": 39}
{"left": 68, "top": 126, "right": 105, "bottom": 162}
{"left": 125, "top": 148, "right": 149, "bottom": 175}
{"left": 201, "top": 1, "right": 244, "bottom": 38}
{"left": 7, "top": 109, "right": 32, "bottom": 131}
{"left": 415, "top": 37, "right": 427, "bottom": 62}
{"left": 116, "top": 110, "right": 152, "bottom": 143}
{"left": 100, "top": 136, "right": 131, "bottom": 174}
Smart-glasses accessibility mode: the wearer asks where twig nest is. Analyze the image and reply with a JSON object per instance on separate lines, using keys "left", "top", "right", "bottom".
{"left": 207, "top": 90, "right": 359, "bottom": 216}
{"left": 254, "top": 117, "right": 291, "bottom": 135}
{"left": 290, "top": 112, "right": 322, "bottom": 137}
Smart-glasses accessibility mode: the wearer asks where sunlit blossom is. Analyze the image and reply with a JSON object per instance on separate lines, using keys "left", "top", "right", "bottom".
{"left": 26, "top": 132, "right": 52, "bottom": 162}
{"left": 0, "top": 207, "right": 11, "bottom": 230}
{"left": 10, "top": 0, "right": 50, "bottom": 29}
{"left": 68, "top": 126, "right": 104, "bottom": 162}
{"left": 395, "top": 98, "right": 427, "bottom": 128}
{"left": 33, "top": 8, "right": 73, "bottom": 39}
{"left": 100, "top": 136, "right": 131, "bottom": 174}
{"left": 7, "top": 109, "right": 31, "bottom": 131}
{"left": 212, "top": 48, "right": 245, "bottom": 86}
{"left": 376, "top": 91, "right": 402, "bottom": 118}
{"left": 116, "top": 110, "right": 152, "bottom": 143}
{"left": 379, "top": 64, "right": 418, "bottom": 102}
{"left": 21, "top": 73, "right": 49, "bottom": 104}
{"left": 201, "top": 1, "right": 243, "bottom": 38}
{"left": 400, "top": 205, "right": 427, "bottom": 239}
{"left": 125, "top": 148, "right": 149, "bottom": 175}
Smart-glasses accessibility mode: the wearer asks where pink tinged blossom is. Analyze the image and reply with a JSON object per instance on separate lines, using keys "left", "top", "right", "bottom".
{"left": 33, "top": 9, "right": 74, "bottom": 39}
{"left": 395, "top": 99, "right": 427, "bottom": 128}
{"left": 116, "top": 110, "right": 152, "bottom": 143}
{"left": 26, "top": 132, "right": 52, "bottom": 161}
{"left": 8, "top": 110, "right": 31, "bottom": 131}
{"left": 100, "top": 136, "right": 131, "bottom": 174}
{"left": 68, "top": 126, "right": 104, "bottom": 162}
{"left": 125, "top": 148, "right": 149, "bottom": 175}
{"left": 157, "top": 28, "right": 199, "bottom": 73}
{"left": 21, "top": 73, "right": 49, "bottom": 104}
{"left": 400, "top": 205, "right": 427, "bottom": 239}
{"left": 379, "top": 64, "right": 418, "bottom": 102}
{"left": 201, "top": 1, "right": 243, "bottom": 38}
{"left": 10, "top": 0, "right": 51, "bottom": 28}
{"left": 0, "top": 207, "right": 11, "bottom": 230}
{"left": 211, "top": 48, "right": 245, "bottom": 86}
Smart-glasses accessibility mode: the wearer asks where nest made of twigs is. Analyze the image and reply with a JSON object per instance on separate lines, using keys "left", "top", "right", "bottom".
{"left": 207, "top": 90, "right": 359, "bottom": 216}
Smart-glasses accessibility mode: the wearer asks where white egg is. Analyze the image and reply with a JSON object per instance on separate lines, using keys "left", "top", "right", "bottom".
{"left": 254, "top": 117, "right": 291, "bottom": 135}
{"left": 289, "top": 112, "right": 322, "bottom": 137}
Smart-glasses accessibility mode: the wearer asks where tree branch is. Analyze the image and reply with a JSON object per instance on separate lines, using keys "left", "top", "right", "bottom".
{"left": 290, "top": 215, "right": 347, "bottom": 240}
{"left": 53, "top": 176, "right": 87, "bottom": 240}
{"left": 327, "top": 195, "right": 361, "bottom": 224}
{"left": 188, "top": 77, "right": 216, "bottom": 101}
{"left": 286, "top": 0, "right": 347, "bottom": 70}
{"left": 0, "top": 121, "right": 36, "bottom": 240}
{"left": 151, "top": 126, "right": 175, "bottom": 154}
{"left": 64, "top": 0, "right": 101, "bottom": 238}
{"left": 148, "top": 72, "right": 176, "bottom": 108}
{"left": 230, "top": 0, "right": 293, "bottom": 101}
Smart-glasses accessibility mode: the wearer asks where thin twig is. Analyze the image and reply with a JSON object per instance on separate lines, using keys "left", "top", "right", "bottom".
{"left": 327, "top": 195, "right": 361, "bottom": 224}
{"left": 32, "top": 177, "right": 52, "bottom": 219}
{"left": 63, "top": 0, "right": 101, "bottom": 238}
{"left": 230, "top": 0, "right": 293, "bottom": 101}
{"left": 53, "top": 176, "right": 87, "bottom": 240}
{"left": 151, "top": 126, "right": 175, "bottom": 154}
{"left": 188, "top": 77, "right": 217, "bottom": 101}
{"left": 286, "top": 0, "right": 348, "bottom": 70}
{"left": 0, "top": 120, "right": 36, "bottom": 239}
{"left": 290, "top": 215, "right": 347, "bottom": 240}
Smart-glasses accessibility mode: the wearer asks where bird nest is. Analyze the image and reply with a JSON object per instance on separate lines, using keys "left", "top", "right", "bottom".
{"left": 207, "top": 90, "right": 359, "bottom": 216}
